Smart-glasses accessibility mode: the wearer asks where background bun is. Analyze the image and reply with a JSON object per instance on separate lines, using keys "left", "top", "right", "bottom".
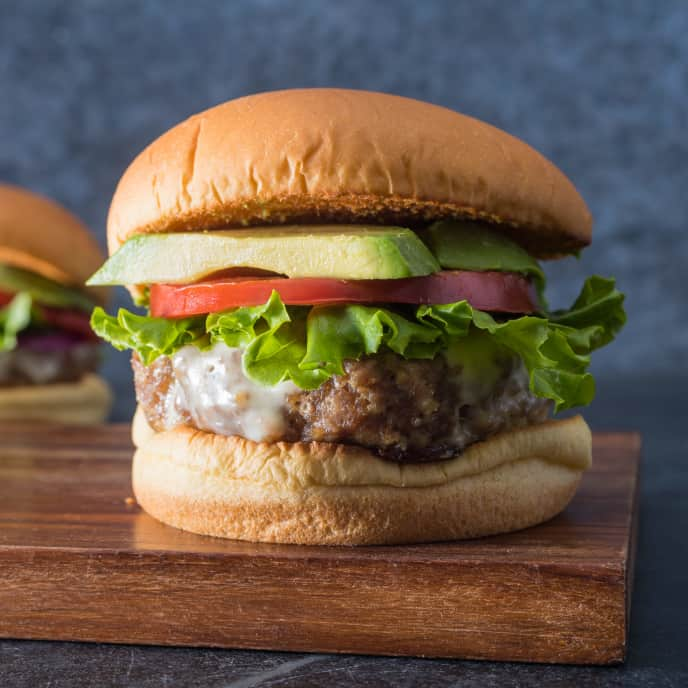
{"left": 0, "top": 373, "right": 112, "bottom": 425}
{"left": 132, "top": 413, "right": 592, "bottom": 545}
{"left": 108, "top": 89, "right": 591, "bottom": 258}
{"left": 0, "top": 184, "right": 108, "bottom": 303}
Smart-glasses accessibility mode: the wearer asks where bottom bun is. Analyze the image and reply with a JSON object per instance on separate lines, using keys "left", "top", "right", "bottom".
{"left": 0, "top": 374, "right": 112, "bottom": 425}
{"left": 132, "top": 409, "right": 592, "bottom": 545}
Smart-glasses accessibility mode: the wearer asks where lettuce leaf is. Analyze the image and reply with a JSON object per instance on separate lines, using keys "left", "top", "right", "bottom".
{"left": 420, "top": 304, "right": 595, "bottom": 410}
{"left": 301, "top": 305, "right": 444, "bottom": 376}
{"left": 207, "top": 291, "right": 325, "bottom": 388}
{"left": 549, "top": 275, "right": 626, "bottom": 349}
{"left": 0, "top": 292, "right": 33, "bottom": 351}
{"left": 90, "top": 307, "right": 207, "bottom": 365}
{"left": 90, "top": 276, "right": 625, "bottom": 411}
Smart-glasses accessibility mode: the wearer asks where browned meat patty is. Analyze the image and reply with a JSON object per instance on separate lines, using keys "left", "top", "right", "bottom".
{"left": 133, "top": 353, "right": 192, "bottom": 430}
{"left": 287, "top": 355, "right": 466, "bottom": 460}
{"left": 0, "top": 342, "right": 100, "bottom": 387}
{"left": 133, "top": 349, "right": 551, "bottom": 462}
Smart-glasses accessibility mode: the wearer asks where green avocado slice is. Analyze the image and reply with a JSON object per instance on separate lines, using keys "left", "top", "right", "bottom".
{"left": 421, "top": 220, "right": 546, "bottom": 301}
{"left": 87, "top": 226, "right": 441, "bottom": 286}
{"left": 87, "top": 225, "right": 440, "bottom": 285}
{"left": 0, "top": 264, "right": 95, "bottom": 312}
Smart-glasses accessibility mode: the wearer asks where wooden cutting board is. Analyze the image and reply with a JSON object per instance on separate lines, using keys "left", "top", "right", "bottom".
{"left": 0, "top": 424, "right": 639, "bottom": 665}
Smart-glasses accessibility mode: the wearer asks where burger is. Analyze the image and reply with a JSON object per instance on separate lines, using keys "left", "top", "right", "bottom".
{"left": 0, "top": 184, "right": 111, "bottom": 424}
{"left": 88, "top": 89, "right": 625, "bottom": 545}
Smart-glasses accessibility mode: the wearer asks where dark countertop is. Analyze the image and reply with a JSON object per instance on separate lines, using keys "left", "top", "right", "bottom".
{"left": 2, "top": 373, "right": 687, "bottom": 687}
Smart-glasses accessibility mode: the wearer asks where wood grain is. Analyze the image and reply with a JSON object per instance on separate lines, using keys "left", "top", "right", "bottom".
{"left": 0, "top": 423, "right": 640, "bottom": 664}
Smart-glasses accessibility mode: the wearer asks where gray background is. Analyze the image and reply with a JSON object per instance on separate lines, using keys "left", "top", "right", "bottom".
{"left": 1, "top": 2, "right": 687, "bottom": 686}
{"left": 1, "top": 0, "right": 686, "bottom": 420}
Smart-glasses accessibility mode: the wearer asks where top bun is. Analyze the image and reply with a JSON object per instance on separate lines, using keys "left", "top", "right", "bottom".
{"left": 108, "top": 89, "right": 591, "bottom": 258}
{"left": 0, "top": 184, "right": 108, "bottom": 303}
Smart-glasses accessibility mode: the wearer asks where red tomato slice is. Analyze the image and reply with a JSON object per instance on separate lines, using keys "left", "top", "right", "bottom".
{"left": 150, "top": 271, "right": 538, "bottom": 318}
{"left": 39, "top": 306, "right": 98, "bottom": 340}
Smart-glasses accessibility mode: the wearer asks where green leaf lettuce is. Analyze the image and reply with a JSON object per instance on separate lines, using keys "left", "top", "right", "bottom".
{"left": 0, "top": 292, "right": 33, "bottom": 351}
{"left": 90, "top": 307, "right": 207, "bottom": 365}
{"left": 90, "top": 276, "right": 625, "bottom": 412}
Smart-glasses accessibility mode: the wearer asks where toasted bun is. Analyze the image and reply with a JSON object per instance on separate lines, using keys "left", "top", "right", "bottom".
{"left": 108, "top": 89, "right": 591, "bottom": 259}
{"left": 0, "top": 374, "right": 112, "bottom": 425}
{"left": 131, "top": 411, "right": 591, "bottom": 545}
{"left": 0, "top": 184, "right": 108, "bottom": 304}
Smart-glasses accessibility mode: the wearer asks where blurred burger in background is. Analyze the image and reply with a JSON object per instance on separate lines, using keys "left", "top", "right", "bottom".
{"left": 0, "top": 184, "right": 111, "bottom": 424}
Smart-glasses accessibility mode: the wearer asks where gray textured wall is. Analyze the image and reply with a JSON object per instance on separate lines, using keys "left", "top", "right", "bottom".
{"left": 1, "top": 1, "right": 685, "bottom": 420}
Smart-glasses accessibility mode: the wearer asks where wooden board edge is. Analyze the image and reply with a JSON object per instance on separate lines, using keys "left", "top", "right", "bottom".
{"left": 622, "top": 443, "right": 642, "bottom": 663}
{"left": 0, "top": 549, "right": 630, "bottom": 664}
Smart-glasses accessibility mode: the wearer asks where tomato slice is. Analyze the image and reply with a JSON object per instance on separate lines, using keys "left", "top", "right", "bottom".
{"left": 39, "top": 306, "right": 98, "bottom": 340}
{"left": 150, "top": 271, "right": 539, "bottom": 318}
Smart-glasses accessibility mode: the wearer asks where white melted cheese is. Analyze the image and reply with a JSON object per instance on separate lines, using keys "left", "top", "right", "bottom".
{"left": 170, "top": 342, "right": 298, "bottom": 442}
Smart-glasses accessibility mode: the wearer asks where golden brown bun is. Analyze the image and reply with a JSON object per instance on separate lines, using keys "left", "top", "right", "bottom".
{"left": 0, "top": 373, "right": 112, "bottom": 425}
{"left": 0, "top": 184, "right": 108, "bottom": 304}
{"left": 108, "top": 89, "right": 591, "bottom": 258}
{"left": 131, "top": 410, "right": 591, "bottom": 545}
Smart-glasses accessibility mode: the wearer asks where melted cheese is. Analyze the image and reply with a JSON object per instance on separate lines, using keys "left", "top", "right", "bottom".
{"left": 170, "top": 343, "right": 297, "bottom": 442}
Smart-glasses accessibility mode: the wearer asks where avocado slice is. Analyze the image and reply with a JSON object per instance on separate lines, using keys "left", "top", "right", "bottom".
{"left": 422, "top": 220, "right": 546, "bottom": 300}
{"left": 0, "top": 264, "right": 95, "bottom": 312}
{"left": 87, "top": 226, "right": 441, "bottom": 286}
